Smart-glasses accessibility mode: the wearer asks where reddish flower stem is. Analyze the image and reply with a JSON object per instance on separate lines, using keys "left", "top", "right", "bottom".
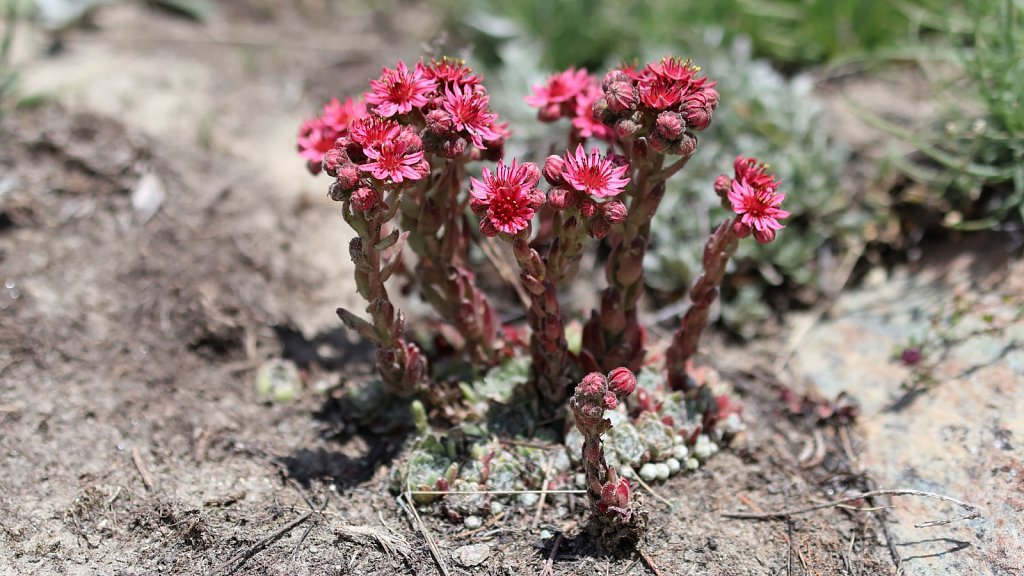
{"left": 665, "top": 217, "right": 740, "bottom": 390}
{"left": 511, "top": 231, "right": 572, "bottom": 406}
{"left": 337, "top": 192, "right": 426, "bottom": 397}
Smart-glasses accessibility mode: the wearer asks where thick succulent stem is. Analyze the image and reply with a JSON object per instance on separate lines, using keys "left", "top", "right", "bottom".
{"left": 512, "top": 233, "right": 571, "bottom": 406}
{"left": 337, "top": 193, "right": 426, "bottom": 397}
{"left": 583, "top": 141, "right": 696, "bottom": 373}
{"left": 665, "top": 217, "right": 739, "bottom": 390}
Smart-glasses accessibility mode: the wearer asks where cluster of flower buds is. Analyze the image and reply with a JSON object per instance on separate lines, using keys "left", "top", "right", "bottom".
{"left": 570, "top": 368, "right": 640, "bottom": 523}
{"left": 592, "top": 57, "right": 718, "bottom": 156}
{"left": 666, "top": 156, "right": 787, "bottom": 389}
{"left": 526, "top": 67, "right": 614, "bottom": 142}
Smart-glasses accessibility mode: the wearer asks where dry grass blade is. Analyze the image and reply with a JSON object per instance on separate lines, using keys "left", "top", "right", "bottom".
{"left": 723, "top": 489, "right": 981, "bottom": 528}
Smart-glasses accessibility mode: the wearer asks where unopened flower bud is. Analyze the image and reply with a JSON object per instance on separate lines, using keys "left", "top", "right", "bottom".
{"left": 732, "top": 220, "right": 752, "bottom": 239}
{"left": 713, "top": 174, "right": 733, "bottom": 199}
{"left": 601, "top": 201, "right": 627, "bottom": 224}
{"left": 649, "top": 133, "right": 670, "bottom": 153}
{"left": 425, "top": 109, "right": 454, "bottom": 133}
{"left": 327, "top": 181, "right": 346, "bottom": 202}
{"left": 607, "top": 367, "right": 637, "bottom": 397}
{"left": 753, "top": 227, "right": 776, "bottom": 244}
{"left": 547, "top": 186, "right": 573, "bottom": 210}
{"left": 543, "top": 155, "right": 565, "bottom": 185}
{"left": 578, "top": 372, "right": 607, "bottom": 396}
{"left": 527, "top": 188, "right": 546, "bottom": 209}
{"left": 469, "top": 196, "right": 489, "bottom": 218}
{"left": 670, "top": 132, "right": 698, "bottom": 157}
{"left": 602, "top": 70, "right": 630, "bottom": 90}
{"left": 579, "top": 198, "right": 598, "bottom": 218}
{"left": 603, "top": 392, "right": 618, "bottom": 410}
{"left": 656, "top": 111, "right": 685, "bottom": 140}
{"left": 334, "top": 162, "right": 360, "bottom": 190}
{"left": 587, "top": 217, "right": 611, "bottom": 239}
{"left": 615, "top": 118, "right": 641, "bottom": 138}
{"left": 351, "top": 187, "right": 377, "bottom": 211}
{"left": 479, "top": 217, "right": 498, "bottom": 237}
{"left": 522, "top": 162, "right": 542, "bottom": 187}
{"left": 605, "top": 81, "right": 636, "bottom": 114}
{"left": 440, "top": 136, "right": 468, "bottom": 158}
{"left": 397, "top": 129, "right": 423, "bottom": 152}
{"left": 608, "top": 153, "right": 630, "bottom": 169}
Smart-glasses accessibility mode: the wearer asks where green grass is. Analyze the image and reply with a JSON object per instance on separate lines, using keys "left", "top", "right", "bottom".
{"left": 446, "top": 0, "right": 948, "bottom": 69}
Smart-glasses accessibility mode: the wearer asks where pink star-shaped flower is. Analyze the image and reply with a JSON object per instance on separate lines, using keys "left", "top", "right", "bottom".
{"left": 562, "top": 144, "right": 630, "bottom": 199}
{"left": 365, "top": 61, "right": 437, "bottom": 117}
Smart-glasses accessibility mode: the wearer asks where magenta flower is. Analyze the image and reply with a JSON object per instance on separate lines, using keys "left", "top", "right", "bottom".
{"left": 359, "top": 139, "right": 427, "bottom": 183}
{"left": 571, "top": 84, "right": 615, "bottom": 141}
{"left": 469, "top": 159, "right": 542, "bottom": 235}
{"left": 647, "top": 57, "right": 698, "bottom": 82}
{"left": 297, "top": 117, "right": 338, "bottom": 174}
{"left": 424, "top": 57, "right": 482, "bottom": 89}
{"left": 349, "top": 116, "right": 402, "bottom": 152}
{"left": 321, "top": 97, "right": 367, "bottom": 133}
{"left": 525, "top": 67, "right": 592, "bottom": 109}
{"left": 733, "top": 156, "right": 780, "bottom": 192}
{"left": 365, "top": 61, "right": 437, "bottom": 117}
{"left": 562, "top": 144, "right": 630, "bottom": 199}
{"left": 638, "top": 75, "right": 684, "bottom": 110}
{"left": 727, "top": 179, "right": 789, "bottom": 244}
{"left": 442, "top": 84, "right": 500, "bottom": 149}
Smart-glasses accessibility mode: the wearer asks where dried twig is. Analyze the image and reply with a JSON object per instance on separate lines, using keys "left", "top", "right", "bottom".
{"left": 401, "top": 442, "right": 451, "bottom": 576}
{"left": 723, "top": 489, "right": 980, "bottom": 528}
{"left": 533, "top": 454, "right": 557, "bottom": 527}
{"left": 409, "top": 489, "right": 586, "bottom": 496}
{"left": 630, "top": 470, "right": 673, "bottom": 508}
{"left": 399, "top": 492, "right": 451, "bottom": 576}
{"left": 131, "top": 447, "right": 156, "bottom": 492}
{"left": 205, "top": 511, "right": 314, "bottom": 576}
{"left": 539, "top": 532, "right": 563, "bottom": 576}
{"left": 638, "top": 547, "right": 664, "bottom": 576}
{"left": 479, "top": 236, "right": 531, "bottom": 309}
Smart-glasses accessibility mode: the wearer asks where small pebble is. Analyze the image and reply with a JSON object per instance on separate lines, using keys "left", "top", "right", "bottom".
{"left": 519, "top": 492, "right": 539, "bottom": 507}
{"left": 490, "top": 501, "right": 504, "bottom": 515}
{"left": 453, "top": 543, "right": 490, "bottom": 567}
{"left": 463, "top": 515, "right": 482, "bottom": 530}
